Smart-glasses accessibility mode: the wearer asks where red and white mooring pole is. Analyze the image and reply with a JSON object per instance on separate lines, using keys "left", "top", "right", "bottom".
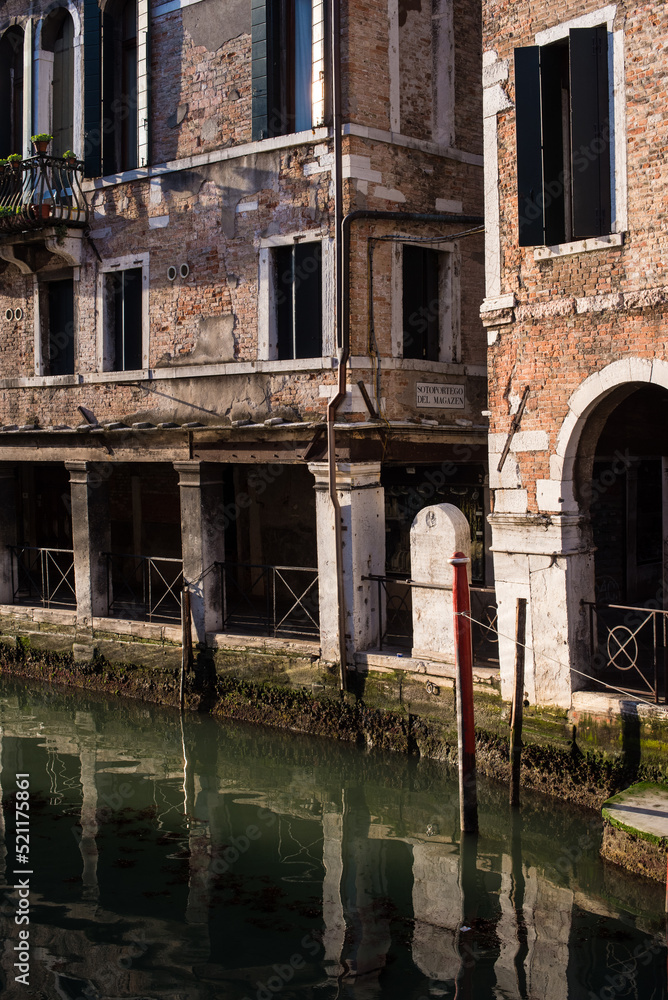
{"left": 450, "top": 550, "right": 478, "bottom": 834}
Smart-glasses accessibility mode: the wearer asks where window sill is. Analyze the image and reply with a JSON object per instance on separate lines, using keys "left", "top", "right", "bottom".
{"left": 533, "top": 233, "right": 624, "bottom": 260}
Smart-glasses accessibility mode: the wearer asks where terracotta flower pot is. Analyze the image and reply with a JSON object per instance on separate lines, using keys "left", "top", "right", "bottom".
{"left": 33, "top": 141, "right": 49, "bottom": 154}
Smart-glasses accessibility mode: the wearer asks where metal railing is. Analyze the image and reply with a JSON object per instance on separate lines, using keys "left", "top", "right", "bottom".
{"left": 0, "top": 154, "right": 89, "bottom": 233}
{"left": 9, "top": 545, "right": 76, "bottom": 609}
{"left": 104, "top": 553, "right": 184, "bottom": 623}
{"left": 584, "top": 601, "right": 668, "bottom": 703}
{"left": 218, "top": 562, "right": 319, "bottom": 639}
{"left": 362, "top": 574, "right": 498, "bottom": 664}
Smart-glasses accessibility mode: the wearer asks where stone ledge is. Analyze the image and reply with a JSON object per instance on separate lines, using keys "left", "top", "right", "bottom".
{"left": 207, "top": 631, "right": 321, "bottom": 658}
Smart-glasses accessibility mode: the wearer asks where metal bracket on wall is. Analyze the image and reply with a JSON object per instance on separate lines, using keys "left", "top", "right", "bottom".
{"left": 497, "top": 385, "right": 530, "bottom": 472}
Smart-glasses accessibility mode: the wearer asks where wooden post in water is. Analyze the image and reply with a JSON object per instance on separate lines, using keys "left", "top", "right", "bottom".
{"left": 450, "top": 551, "right": 478, "bottom": 834}
{"left": 180, "top": 586, "right": 192, "bottom": 710}
{"left": 509, "top": 597, "right": 527, "bottom": 808}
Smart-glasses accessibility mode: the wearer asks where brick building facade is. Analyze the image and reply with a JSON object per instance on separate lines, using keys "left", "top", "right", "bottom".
{"left": 482, "top": 1, "right": 668, "bottom": 706}
{"left": 0, "top": 0, "right": 486, "bottom": 678}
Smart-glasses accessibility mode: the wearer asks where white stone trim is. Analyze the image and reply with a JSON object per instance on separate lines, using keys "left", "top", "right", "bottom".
{"left": 257, "top": 234, "right": 334, "bottom": 361}
{"left": 95, "top": 252, "right": 150, "bottom": 371}
{"left": 432, "top": 0, "right": 454, "bottom": 147}
{"left": 534, "top": 4, "right": 616, "bottom": 46}
{"left": 549, "top": 357, "right": 662, "bottom": 497}
{"left": 343, "top": 123, "right": 483, "bottom": 166}
{"left": 22, "top": 19, "right": 33, "bottom": 157}
{"left": 388, "top": 0, "right": 400, "bottom": 133}
{"left": 390, "top": 239, "right": 459, "bottom": 363}
{"left": 137, "top": 0, "right": 150, "bottom": 167}
{"left": 489, "top": 430, "right": 549, "bottom": 453}
{"left": 347, "top": 355, "right": 486, "bottom": 377}
{"left": 534, "top": 233, "right": 623, "bottom": 260}
{"left": 482, "top": 54, "right": 512, "bottom": 300}
{"left": 82, "top": 127, "right": 330, "bottom": 191}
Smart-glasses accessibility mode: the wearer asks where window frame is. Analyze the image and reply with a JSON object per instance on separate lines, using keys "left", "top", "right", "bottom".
{"left": 391, "top": 240, "right": 460, "bottom": 364}
{"left": 33, "top": 269, "right": 78, "bottom": 379}
{"left": 96, "top": 252, "right": 149, "bottom": 372}
{"left": 514, "top": 5, "right": 627, "bottom": 251}
{"left": 258, "top": 232, "right": 334, "bottom": 362}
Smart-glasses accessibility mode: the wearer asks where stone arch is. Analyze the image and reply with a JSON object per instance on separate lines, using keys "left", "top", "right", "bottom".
{"left": 548, "top": 359, "right": 668, "bottom": 509}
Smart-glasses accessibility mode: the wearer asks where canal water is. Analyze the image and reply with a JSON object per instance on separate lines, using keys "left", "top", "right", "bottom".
{"left": 0, "top": 677, "right": 665, "bottom": 1000}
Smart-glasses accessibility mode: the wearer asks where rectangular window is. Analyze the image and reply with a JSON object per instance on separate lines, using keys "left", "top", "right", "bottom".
{"left": 402, "top": 246, "right": 441, "bottom": 362}
{"left": 515, "top": 25, "right": 610, "bottom": 247}
{"left": 275, "top": 242, "right": 322, "bottom": 359}
{"left": 45, "top": 278, "right": 75, "bottom": 376}
{"left": 106, "top": 267, "right": 142, "bottom": 371}
{"left": 97, "top": 254, "right": 148, "bottom": 371}
{"left": 252, "top": 0, "right": 324, "bottom": 140}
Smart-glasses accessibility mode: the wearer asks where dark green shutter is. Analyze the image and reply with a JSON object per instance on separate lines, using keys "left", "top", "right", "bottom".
{"left": 83, "top": 0, "right": 102, "bottom": 177}
{"left": 101, "top": 10, "right": 116, "bottom": 174}
{"left": 251, "top": 0, "right": 269, "bottom": 140}
{"left": 514, "top": 46, "right": 544, "bottom": 247}
{"left": 540, "top": 42, "right": 567, "bottom": 247}
{"left": 569, "top": 26, "right": 610, "bottom": 239}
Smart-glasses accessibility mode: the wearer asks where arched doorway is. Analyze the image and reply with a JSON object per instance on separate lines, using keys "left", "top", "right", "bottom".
{"left": 576, "top": 384, "right": 668, "bottom": 607}
{"left": 574, "top": 382, "right": 668, "bottom": 698}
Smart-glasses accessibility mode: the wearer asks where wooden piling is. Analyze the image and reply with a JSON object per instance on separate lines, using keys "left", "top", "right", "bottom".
{"left": 450, "top": 551, "right": 478, "bottom": 834}
{"left": 509, "top": 597, "right": 527, "bottom": 808}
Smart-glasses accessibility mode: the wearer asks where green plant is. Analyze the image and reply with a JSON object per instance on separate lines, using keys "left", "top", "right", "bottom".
{"left": 7, "top": 153, "right": 22, "bottom": 163}
{"left": 0, "top": 206, "right": 15, "bottom": 217}
{"left": 62, "top": 149, "right": 76, "bottom": 160}
{"left": 31, "top": 133, "right": 53, "bottom": 143}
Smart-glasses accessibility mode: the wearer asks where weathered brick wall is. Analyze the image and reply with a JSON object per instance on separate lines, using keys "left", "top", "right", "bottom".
{"left": 0, "top": 0, "right": 485, "bottom": 434}
{"left": 484, "top": 0, "right": 668, "bottom": 511}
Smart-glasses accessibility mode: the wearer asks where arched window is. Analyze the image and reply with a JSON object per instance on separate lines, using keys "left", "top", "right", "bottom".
{"left": 0, "top": 27, "right": 25, "bottom": 156}
{"left": 42, "top": 9, "right": 75, "bottom": 156}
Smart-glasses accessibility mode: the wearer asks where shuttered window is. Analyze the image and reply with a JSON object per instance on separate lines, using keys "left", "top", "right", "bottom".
{"left": 84, "top": 0, "right": 102, "bottom": 177}
{"left": 402, "top": 247, "right": 441, "bottom": 362}
{"left": 252, "top": 0, "right": 321, "bottom": 140}
{"left": 515, "top": 25, "right": 611, "bottom": 247}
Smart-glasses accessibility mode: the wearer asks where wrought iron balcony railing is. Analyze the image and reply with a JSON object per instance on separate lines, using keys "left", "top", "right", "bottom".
{"left": 0, "top": 154, "right": 89, "bottom": 234}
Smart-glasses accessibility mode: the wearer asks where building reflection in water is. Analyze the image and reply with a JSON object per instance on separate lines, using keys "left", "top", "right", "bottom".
{"left": 0, "top": 684, "right": 665, "bottom": 1000}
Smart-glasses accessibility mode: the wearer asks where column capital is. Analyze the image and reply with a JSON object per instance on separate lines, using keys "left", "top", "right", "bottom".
{"left": 308, "top": 461, "right": 382, "bottom": 491}
{"left": 174, "top": 461, "right": 224, "bottom": 489}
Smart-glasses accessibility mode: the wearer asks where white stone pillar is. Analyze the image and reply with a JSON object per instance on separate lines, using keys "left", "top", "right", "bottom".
{"left": 410, "top": 502, "right": 471, "bottom": 663}
{"left": 175, "top": 462, "right": 225, "bottom": 644}
{"left": 309, "top": 462, "right": 385, "bottom": 664}
{"left": 67, "top": 462, "right": 111, "bottom": 624}
{"left": 490, "top": 512, "right": 594, "bottom": 709}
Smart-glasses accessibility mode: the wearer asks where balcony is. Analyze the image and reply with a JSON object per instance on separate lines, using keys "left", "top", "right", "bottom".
{"left": 0, "top": 154, "right": 89, "bottom": 270}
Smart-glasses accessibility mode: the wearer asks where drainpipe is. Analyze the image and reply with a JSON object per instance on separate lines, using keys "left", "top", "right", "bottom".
{"left": 328, "top": 0, "right": 347, "bottom": 692}
{"left": 326, "top": 2, "right": 484, "bottom": 688}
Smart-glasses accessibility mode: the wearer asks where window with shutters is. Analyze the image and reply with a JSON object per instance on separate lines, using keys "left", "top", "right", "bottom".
{"left": 515, "top": 25, "right": 613, "bottom": 247}
{"left": 97, "top": 254, "right": 149, "bottom": 372}
{"left": 42, "top": 9, "right": 75, "bottom": 158}
{"left": 0, "top": 28, "right": 25, "bottom": 157}
{"left": 84, "top": 0, "right": 150, "bottom": 177}
{"left": 252, "top": 0, "right": 326, "bottom": 141}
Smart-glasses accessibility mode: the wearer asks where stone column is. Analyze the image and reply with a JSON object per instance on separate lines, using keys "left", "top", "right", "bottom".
{"left": 0, "top": 465, "right": 18, "bottom": 605}
{"left": 67, "top": 462, "right": 111, "bottom": 624}
{"left": 175, "top": 462, "right": 225, "bottom": 644}
{"left": 309, "top": 462, "right": 385, "bottom": 664}
{"left": 490, "top": 512, "right": 594, "bottom": 709}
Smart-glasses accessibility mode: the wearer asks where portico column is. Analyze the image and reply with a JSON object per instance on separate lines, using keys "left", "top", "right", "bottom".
{"left": 175, "top": 462, "right": 225, "bottom": 644}
{"left": 67, "top": 462, "right": 111, "bottom": 623}
{"left": 308, "top": 462, "right": 385, "bottom": 665}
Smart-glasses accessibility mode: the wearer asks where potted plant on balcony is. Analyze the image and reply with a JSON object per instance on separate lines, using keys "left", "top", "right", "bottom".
{"left": 31, "top": 133, "right": 53, "bottom": 154}
{"left": 7, "top": 153, "right": 22, "bottom": 167}
{"left": 62, "top": 149, "right": 77, "bottom": 165}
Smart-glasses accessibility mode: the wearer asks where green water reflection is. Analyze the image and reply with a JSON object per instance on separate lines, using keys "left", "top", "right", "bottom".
{"left": 0, "top": 677, "right": 665, "bottom": 999}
